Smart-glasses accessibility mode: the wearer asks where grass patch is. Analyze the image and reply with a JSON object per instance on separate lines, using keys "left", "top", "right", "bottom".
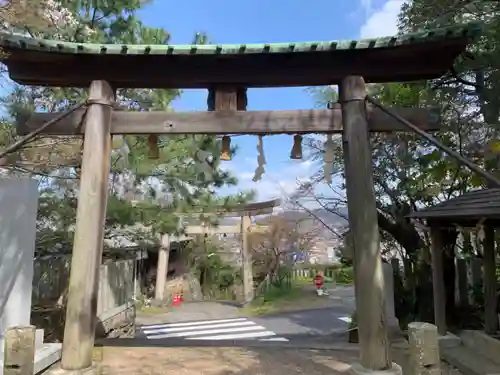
{"left": 292, "top": 277, "right": 337, "bottom": 288}
{"left": 137, "top": 305, "right": 171, "bottom": 315}
{"left": 135, "top": 300, "right": 171, "bottom": 315}
{"left": 293, "top": 271, "right": 353, "bottom": 286}
{"left": 241, "top": 284, "right": 334, "bottom": 316}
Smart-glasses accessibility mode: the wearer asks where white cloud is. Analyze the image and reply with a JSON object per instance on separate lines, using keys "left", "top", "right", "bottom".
{"left": 359, "top": 0, "right": 405, "bottom": 39}
{"left": 298, "top": 160, "right": 313, "bottom": 169}
{"left": 218, "top": 158, "right": 316, "bottom": 204}
{"left": 238, "top": 172, "right": 255, "bottom": 180}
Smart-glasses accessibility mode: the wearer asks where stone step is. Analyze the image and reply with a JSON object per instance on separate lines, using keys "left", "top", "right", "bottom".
{"left": 441, "top": 345, "right": 500, "bottom": 375}
{"left": 461, "top": 330, "right": 500, "bottom": 366}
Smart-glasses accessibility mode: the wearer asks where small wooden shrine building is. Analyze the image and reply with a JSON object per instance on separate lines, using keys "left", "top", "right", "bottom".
{"left": 0, "top": 22, "right": 480, "bottom": 375}
{"left": 408, "top": 188, "right": 500, "bottom": 335}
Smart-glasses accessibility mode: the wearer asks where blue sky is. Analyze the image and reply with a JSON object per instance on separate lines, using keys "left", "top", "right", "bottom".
{"left": 137, "top": 0, "right": 404, "bottom": 204}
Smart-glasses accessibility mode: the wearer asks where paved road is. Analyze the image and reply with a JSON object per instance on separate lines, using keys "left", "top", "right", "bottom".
{"left": 137, "top": 310, "right": 352, "bottom": 342}
{"left": 252, "top": 306, "right": 352, "bottom": 338}
{"left": 137, "top": 317, "right": 290, "bottom": 341}
{"left": 136, "top": 285, "right": 355, "bottom": 342}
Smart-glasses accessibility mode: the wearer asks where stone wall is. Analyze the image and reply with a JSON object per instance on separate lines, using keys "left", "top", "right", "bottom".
{"left": 97, "top": 303, "right": 136, "bottom": 338}
{"left": 164, "top": 273, "right": 203, "bottom": 302}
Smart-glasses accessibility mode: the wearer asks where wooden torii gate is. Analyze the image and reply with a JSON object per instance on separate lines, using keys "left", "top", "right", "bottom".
{"left": 0, "top": 24, "right": 481, "bottom": 375}
{"left": 154, "top": 198, "right": 280, "bottom": 304}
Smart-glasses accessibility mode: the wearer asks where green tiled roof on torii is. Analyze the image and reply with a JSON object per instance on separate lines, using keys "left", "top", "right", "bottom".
{"left": 0, "top": 23, "right": 480, "bottom": 55}
{"left": 0, "top": 22, "right": 482, "bottom": 88}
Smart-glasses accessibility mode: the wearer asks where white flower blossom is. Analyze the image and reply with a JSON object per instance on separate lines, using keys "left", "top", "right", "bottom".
{"left": 39, "top": 0, "right": 93, "bottom": 39}
{"left": 1, "top": 0, "right": 93, "bottom": 40}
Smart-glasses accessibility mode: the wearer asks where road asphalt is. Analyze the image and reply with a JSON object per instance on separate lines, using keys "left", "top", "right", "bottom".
{"left": 135, "top": 285, "right": 356, "bottom": 342}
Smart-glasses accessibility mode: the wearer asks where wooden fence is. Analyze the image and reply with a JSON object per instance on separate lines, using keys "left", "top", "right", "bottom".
{"left": 32, "top": 256, "right": 135, "bottom": 315}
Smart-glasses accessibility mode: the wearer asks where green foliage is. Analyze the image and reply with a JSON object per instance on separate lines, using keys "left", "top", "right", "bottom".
{"left": 261, "top": 283, "right": 296, "bottom": 303}
{"left": 302, "top": 2, "right": 500, "bottom": 323}
{"left": 186, "top": 238, "right": 242, "bottom": 300}
{"left": 334, "top": 267, "right": 354, "bottom": 285}
{"left": 0, "top": 0, "right": 254, "bottom": 255}
{"left": 291, "top": 265, "right": 353, "bottom": 286}
{"left": 269, "top": 265, "right": 293, "bottom": 288}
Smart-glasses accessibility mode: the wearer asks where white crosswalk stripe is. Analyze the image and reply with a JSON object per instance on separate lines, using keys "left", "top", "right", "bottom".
{"left": 139, "top": 317, "right": 289, "bottom": 341}
{"left": 338, "top": 316, "right": 352, "bottom": 323}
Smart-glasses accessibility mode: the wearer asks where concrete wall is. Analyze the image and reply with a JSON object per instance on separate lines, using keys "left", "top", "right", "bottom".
{"left": 0, "top": 178, "right": 39, "bottom": 360}
{"left": 32, "top": 257, "right": 135, "bottom": 316}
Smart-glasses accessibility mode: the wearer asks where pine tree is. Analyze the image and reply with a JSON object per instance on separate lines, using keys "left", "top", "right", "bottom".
{"left": 0, "top": 0, "right": 254, "bottom": 255}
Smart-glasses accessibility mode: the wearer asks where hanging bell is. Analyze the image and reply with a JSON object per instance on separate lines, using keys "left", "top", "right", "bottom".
{"left": 148, "top": 135, "right": 159, "bottom": 159}
{"left": 290, "top": 134, "right": 303, "bottom": 160}
{"left": 220, "top": 136, "right": 232, "bottom": 161}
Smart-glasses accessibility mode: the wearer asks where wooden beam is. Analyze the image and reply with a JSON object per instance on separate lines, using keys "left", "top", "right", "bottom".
{"left": 241, "top": 215, "right": 254, "bottom": 303}
{"left": 184, "top": 224, "right": 270, "bottom": 235}
{"left": 185, "top": 225, "right": 241, "bottom": 235}
{"left": 180, "top": 207, "right": 275, "bottom": 217}
{"left": 19, "top": 105, "right": 441, "bottom": 136}
{"left": 208, "top": 86, "right": 242, "bottom": 161}
{"left": 132, "top": 198, "right": 280, "bottom": 217}
{"left": 483, "top": 226, "right": 498, "bottom": 334}
{"left": 429, "top": 227, "right": 447, "bottom": 336}
{"left": 176, "top": 198, "right": 281, "bottom": 217}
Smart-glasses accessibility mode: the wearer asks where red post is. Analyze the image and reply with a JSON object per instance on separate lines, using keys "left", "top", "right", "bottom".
{"left": 314, "top": 272, "right": 324, "bottom": 290}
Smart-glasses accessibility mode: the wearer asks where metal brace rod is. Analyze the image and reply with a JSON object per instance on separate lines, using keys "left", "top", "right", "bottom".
{"left": 365, "top": 95, "right": 500, "bottom": 188}
{"left": 0, "top": 101, "right": 87, "bottom": 161}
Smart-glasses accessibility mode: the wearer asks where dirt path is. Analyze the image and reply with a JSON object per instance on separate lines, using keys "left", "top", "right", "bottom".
{"left": 98, "top": 346, "right": 358, "bottom": 375}
{"left": 96, "top": 336, "right": 463, "bottom": 375}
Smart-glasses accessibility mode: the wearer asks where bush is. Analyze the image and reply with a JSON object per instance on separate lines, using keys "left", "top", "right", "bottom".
{"left": 262, "top": 284, "right": 295, "bottom": 303}
{"left": 335, "top": 266, "right": 354, "bottom": 284}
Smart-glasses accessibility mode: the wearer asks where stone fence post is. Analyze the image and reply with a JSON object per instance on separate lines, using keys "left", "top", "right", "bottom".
{"left": 3, "top": 325, "right": 36, "bottom": 375}
{"left": 408, "top": 322, "right": 440, "bottom": 375}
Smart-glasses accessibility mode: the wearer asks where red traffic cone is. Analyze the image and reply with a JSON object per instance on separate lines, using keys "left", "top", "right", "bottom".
{"left": 173, "top": 294, "right": 180, "bottom": 307}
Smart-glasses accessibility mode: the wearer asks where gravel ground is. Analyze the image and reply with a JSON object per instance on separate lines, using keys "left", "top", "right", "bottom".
{"left": 97, "top": 345, "right": 463, "bottom": 375}
{"left": 99, "top": 346, "right": 359, "bottom": 375}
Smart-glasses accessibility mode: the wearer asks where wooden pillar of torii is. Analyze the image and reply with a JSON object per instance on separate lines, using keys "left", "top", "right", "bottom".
{"left": 61, "top": 81, "right": 115, "bottom": 372}
{"left": 340, "top": 76, "right": 391, "bottom": 370}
